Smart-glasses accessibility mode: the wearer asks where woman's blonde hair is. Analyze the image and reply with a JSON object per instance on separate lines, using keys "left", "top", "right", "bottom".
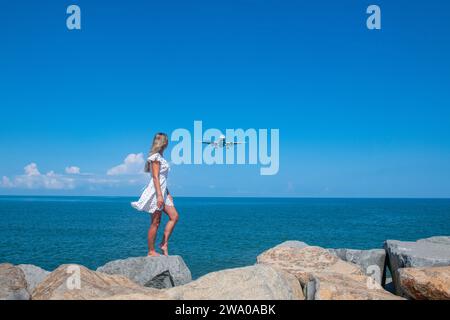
{"left": 144, "top": 132, "right": 168, "bottom": 172}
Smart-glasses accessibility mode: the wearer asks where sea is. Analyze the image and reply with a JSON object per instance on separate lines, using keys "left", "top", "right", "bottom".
{"left": 1, "top": 196, "right": 449, "bottom": 279}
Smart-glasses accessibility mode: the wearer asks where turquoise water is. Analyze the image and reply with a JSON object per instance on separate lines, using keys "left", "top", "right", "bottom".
{"left": 0, "top": 196, "right": 449, "bottom": 279}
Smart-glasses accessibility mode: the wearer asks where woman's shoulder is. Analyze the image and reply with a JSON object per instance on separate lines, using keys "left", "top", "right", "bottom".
{"left": 148, "top": 152, "right": 163, "bottom": 162}
{"left": 148, "top": 152, "right": 168, "bottom": 163}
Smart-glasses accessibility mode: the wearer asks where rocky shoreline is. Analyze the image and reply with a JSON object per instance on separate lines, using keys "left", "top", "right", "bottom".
{"left": 1, "top": 236, "right": 449, "bottom": 300}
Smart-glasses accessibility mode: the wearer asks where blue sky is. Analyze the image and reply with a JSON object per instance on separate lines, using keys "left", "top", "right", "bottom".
{"left": 1, "top": 0, "right": 450, "bottom": 197}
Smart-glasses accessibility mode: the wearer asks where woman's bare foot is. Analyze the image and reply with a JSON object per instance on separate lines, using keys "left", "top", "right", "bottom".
{"left": 159, "top": 242, "right": 169, "bottom": 256}
{"left": 147, "top": 250, "right": 160, "bottom": 257}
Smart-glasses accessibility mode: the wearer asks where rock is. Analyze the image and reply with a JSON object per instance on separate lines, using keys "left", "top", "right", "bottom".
{"left": 164, "top": 264, "right": 304, "bottom": 300}
{"left": 257, "top": 245, "right": 364, "bottom": 285}
{"left": 257, "top": 243, "right": 399, "bottom": 300}
{"left": 398, "top": 266, "right": 450, "bottom": 300}
{"left": 384, "top": 277, "right": 395, "bottom": 293}
{"left": 384, "top": 236, "right": 450, "bottom": 295}
{"left": 307, "top": 272, "right": 404, "bottom": 300}
{"left": 96, "top": 255, "right": 191, "bottom": 289}
{"left": 418, "top": 236, "right": 450, "bottom": 245}
{"left": 104, "top": 264, "right": 304, "bottom": 300}
{"left": 17, "top": 264, "right": 50, "bottom": 294}
{"left": 328, "top": 248, "right": 386, "bottom": 284}
{"left": 272, "top": 241, "right": 386, "bottom": 284}
{"left": 272, "top": 240, "right": 309, "bottom": 249}
{"left": 32, "top": 264, "right": 167, "bottom": 300}
{"left": 99, "top": 293, "right": 169, "bottom": 300}
{"left": 0, "top": 263, "right": 30, "bottom": 300}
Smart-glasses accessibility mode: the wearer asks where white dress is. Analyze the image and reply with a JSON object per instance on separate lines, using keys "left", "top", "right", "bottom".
{"left": 131, "top": 152, "right": 174, "bottom": 214}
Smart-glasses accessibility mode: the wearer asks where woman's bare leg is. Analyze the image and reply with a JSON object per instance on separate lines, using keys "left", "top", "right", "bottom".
{"left": 148, "top": 210, "right": 162, "bottom": 256}
{"left": 159, "top": 205, "right": 179, "bottom": 256}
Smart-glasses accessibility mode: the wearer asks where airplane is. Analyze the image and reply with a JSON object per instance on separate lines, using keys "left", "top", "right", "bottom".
{"left": 201, "top": 135, "right": 246, "bottom": 149}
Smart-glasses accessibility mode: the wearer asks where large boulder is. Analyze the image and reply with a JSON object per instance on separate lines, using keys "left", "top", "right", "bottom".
{"left": 32, "top": 264, "right": 167, "bottom": 300}
{"left": 163, "top": 264, "right": 304, "bottom": 300}
{"left": 257, "top": 245, "right": 364, "bottom": 285}
{"left": 398, "top": 266, "right": 450, "bottom": 300}
{"left": 17, "top": 264, "right": 50, "bottom": 294}
{"left": 328, "top": 248, "right": 386, "bottom": 284}
{"left": 0, "top": 263, "right": 30, "bottom": 300}
{"left": 257, "top": 243, "right": 400, "bottom": 300}
{"left": 271, "top": 240, "right": 309, "bottom": 249}
{"left": 96, "top": 255, "right": 191, "bottom": 289}
{"left": 307, "top": 272, "right": 404, "bottom": 300}
{"left": 99, "top": 293, "right": 168, "bottom": 300}
{"left": 269, "top": 241, "right": 387, "bottom": 285}
{"left": 421, "top": 236, "right": 450, "bottom": 245}
{"left": 384, "top": 236, "right": 450, "bottom": 295}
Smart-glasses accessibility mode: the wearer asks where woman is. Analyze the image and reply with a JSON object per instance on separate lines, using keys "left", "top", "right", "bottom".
{"left": 131, "top": 132, "right": 179, "bottom": 256}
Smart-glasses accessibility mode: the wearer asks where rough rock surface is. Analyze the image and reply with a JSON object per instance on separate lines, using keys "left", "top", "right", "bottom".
{"left": 328, "top": 248, "right": 386, "bottom": 284}
{"left": 398, "top": 266, "right": 450, "bottom": 300}
{"left": 272, "top": 240, "right": 309, "bottom": 249}
{"left": 384, "top": 236, "right": 450, "bottom": 295}
{"left": 420, "top": 236, "right": 450, "bottom": 245}
{"left": 257, "top": 245, "right": 364, "bottom": 285}
{"left": 17, "top": 264, "right": 50, "bottom": 294}
{"left": 307, "top": 272, "right": 404, "bottom": 300}
{"left": 99, "top": 293, "right": 167, "bottom": 300}
{"left": 163, "top": 264, "right": 305, "bottom": 300}
{"left": 32, "top": 264, "right": 167, "bottom": 300}
{"left": 0, "top": 263, "right": 30, "bottom": 300}
{"left": 257, "top": 243, "right": 400, "bottom": 300}
{"left": 96, "top": 255, "right": 191, "bottom": 289}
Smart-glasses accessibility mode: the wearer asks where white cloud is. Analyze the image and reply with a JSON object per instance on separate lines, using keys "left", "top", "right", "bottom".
{"left": 1, "top": 176, "right": 13, "bottom": 188}
{"left": 107, "top": 153, "right": 145, "bottom": 176}
{"left": 65, "top": 166, "right": 81, "bottom": 174}
{"left": 2, "top": 163, "right": 75, "bottom": 190}
{"left": 24, "top": 163, "right": 40, "bottom": 176}
{"left": 1, "top": 154, "right": 149, "bottom": 192}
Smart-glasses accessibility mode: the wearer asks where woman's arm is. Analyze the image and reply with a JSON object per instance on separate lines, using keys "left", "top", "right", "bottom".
{"left": 151, "top": 161, "right": 164, "bottom": 209}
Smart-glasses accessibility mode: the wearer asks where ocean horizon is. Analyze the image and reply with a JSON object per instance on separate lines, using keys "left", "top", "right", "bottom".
{"left": 1, "top": 195, "right": 450, "bottom": 279}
